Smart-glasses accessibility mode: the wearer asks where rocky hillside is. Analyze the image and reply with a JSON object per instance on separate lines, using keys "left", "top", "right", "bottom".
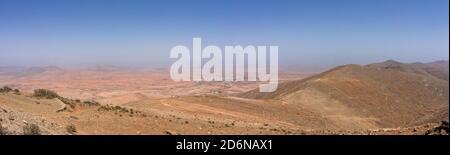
{"left": 240, "top": 60, "right": 449, "bottom": 129}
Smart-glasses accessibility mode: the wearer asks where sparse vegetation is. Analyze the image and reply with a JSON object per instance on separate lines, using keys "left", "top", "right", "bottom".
{"left": 97, "top": 104, "right": 145, "bottom": 117}
{"left": 57, "top": 96, "right": 100, "bottom": 110}
{"left": 66, "top": 124, "right": 77, "bottom": 134}
{"left": 83, "top": 100, "right": 100, "bottom": 106}
{"left": 98, "top": 104, "right": 129, "bottom": 113}
{"left": 28, "top": 89, "right": 101, "bottom": 111}
{"left": 58, "top": 97, "right": 76, "bottom": 109}
{"left": 0, "top": 86, "right": 21, "bottom": 95}
{"left": 0, "top": 60, "right": 448, "bottom": 135}
{"left": 0, "top": 123, "right": 10, "bottom": 135}
{"left": 33, "top": 89, "right": 59, "bottom": 99}
{"left": 23, "top": 124, "right": 41, "bottom": 135}
{"left": 425, "top": 120, "right": 449, "bottom": 135}
{"left": 13, "top": 89, "right": 20, "bottom": 95}
{"left": 0, "top": 86, "right": 13, "bottom": 93}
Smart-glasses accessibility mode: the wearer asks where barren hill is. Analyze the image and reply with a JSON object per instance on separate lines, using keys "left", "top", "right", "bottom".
{"left": 240, "top": 60, "right": 449, "bottom": 129}
{"left": 1, "top": 60, "right": 448, "bottom": 135}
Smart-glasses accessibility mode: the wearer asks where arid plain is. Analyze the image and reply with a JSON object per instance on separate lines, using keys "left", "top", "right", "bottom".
{"left": 0, "top": 60, "right": 448, "bottom": 135}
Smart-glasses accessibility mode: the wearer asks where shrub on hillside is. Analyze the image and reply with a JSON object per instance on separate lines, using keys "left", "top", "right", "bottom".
{"left": 0, "top": 86, "right": 13, "bottom": 93}
{"left": 66, "top": 124, "right": 77, "bottom": 134}
{"left": 55, "top": 96, "right": 100, "bottom": 110}
{"left": 23, "top": 124, "right": 41, "bottom": 135}
{"left": 83, "top": 100, "right": 100, "bottom": 106}
{"left": 0, "top": 123, "right": 10, "bottom": 135}
{"left": 58, "top": 97, "right": 76, "bottom": 108}
{"left": 13, "top": 89, "right": 20, "bottom": 95}
{"left": 33, "top": 89, "right": 59, "bottom": 99}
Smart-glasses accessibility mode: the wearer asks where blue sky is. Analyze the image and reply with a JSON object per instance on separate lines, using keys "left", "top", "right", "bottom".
{"left": 0, "top": 0, "right": 448, "bottom": 70}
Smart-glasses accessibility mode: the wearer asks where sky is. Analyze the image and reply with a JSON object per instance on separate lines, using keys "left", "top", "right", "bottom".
{"left": 0, "top": 0, "right": 448, "bottom": 71}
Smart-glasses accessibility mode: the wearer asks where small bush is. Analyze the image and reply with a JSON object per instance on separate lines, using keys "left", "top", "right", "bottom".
{"left": 57, "top": 98, "right": 100, "bottom": 109}
{"left": 13, "top": 89, "right": 21, "bottom": 95}
{"left": 0, "top": 86, "right": 13, "bottom": 93}
{"left": 0, "top": 123, "right": 10, "bottom": 135}
{"left": 58, "top": 97, "right": 76, "bottom": 108}
{"left": 66, "top": 124, "right": 77, "bottom": 134}
{"left": 23, "top": 124, "right": 41, "bottom": 135}
{"left": 83, "top": 100, "right": 100, "bottom": 106}
{"left": 33, "top": 89, "right": 59, "bottom": 99}
{"left": 97, "top": 105, "right": 146, "bottom": 117}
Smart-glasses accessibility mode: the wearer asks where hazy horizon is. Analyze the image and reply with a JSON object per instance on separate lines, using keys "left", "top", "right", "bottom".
{"left": 1, "top": 0, "right": 449, "bottom": 71}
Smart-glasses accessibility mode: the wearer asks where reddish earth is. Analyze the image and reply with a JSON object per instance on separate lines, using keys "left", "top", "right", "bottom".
{"left": 0, "top": 60, "right": 448, "bottom": 135}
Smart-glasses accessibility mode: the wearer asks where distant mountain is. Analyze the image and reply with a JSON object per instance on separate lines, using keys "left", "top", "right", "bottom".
{"left": 240, "top": 60, "right": 449, "bottom": 129}
{"left": 24, "top": 66, "right": 62, "bottom": 73}
{"left": 0, "top": 66, "right": 25, "bottom": 75}
{"left": 0, "top": 66, "right": 62, "bottom": 77}
{"left": 87, "top": 64, "right": 132, "bottom": 72}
